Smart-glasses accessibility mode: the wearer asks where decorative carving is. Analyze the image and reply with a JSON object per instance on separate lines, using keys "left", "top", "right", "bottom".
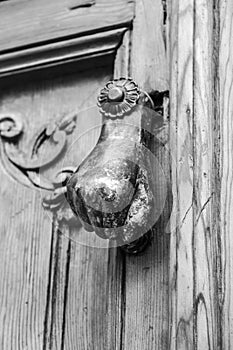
{"left": 0, "top": 113, "right": 24, "bottom": 140}
{"left": 43, "top": 167, "right": 75, "bottom": 208}
{"left": 4, "top": 112, "right": 76, "bottom": 171}
{"left": 43, "top": 167, "right": 79, "bottom": 225}
{"left": 66, "top": 78, "right": 169, "bottom": 254}
{"left": 0, "top": 111, "right": 77, "bottom": 184}
{"left": 0, "top": 111, "right": 79, "bottom": 223}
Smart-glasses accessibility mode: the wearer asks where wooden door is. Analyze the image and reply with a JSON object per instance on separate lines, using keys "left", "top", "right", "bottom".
{"left": 3, "top": 1, "right": 233, "bottom": 349}
{"left": 0, "top": 1, "right": 169, "bottom": 349}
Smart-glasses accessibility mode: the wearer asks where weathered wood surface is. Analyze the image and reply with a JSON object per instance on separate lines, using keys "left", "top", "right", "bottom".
{"left": 169, "top": 0, "right": 233, "bottom": 348}
{"left": 169, "top": 0, "right": 195, "bottom": 348}
{"left": 0, "top": 187, "right": 52, "bottom": 350}
{"left": 2, "top": 0, "right": 233, "bottom": 349}
{"left": 192, "top": 1, "right": 218, "bottom": 348}
{"left": 219, "top": 0, "right": 233, "bottom": 348}
{"left": 0, "top": 66, "right": 124, "bottom": 349}
{"left": 0, "top": 0, "right": 134, "bottom": 53}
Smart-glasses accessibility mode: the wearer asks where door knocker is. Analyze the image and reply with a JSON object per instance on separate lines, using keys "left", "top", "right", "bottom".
{"left": 66, "top": 78, "right": 169, "bottom": 254}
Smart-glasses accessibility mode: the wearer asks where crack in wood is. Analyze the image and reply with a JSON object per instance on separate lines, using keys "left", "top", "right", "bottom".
{"left": 161, "top": 0, "right": 167, "bottom": 51}
{"left": 48, "top": 223, "right": 61, "bottom": 350}
{"left": 119, "top": 252, "right": 126, "bottom": 350}
{"left": 69, "top": 0, "right": 95, "bottom": 10}
{"left": 180, "top": 203, "right": 193, "bottom": 227}
{"left": 43, "top": 219, "right": 56, "bottom": 350}
{"left": 61, "top": 240, "right": 71, "bottom": 350}
{"left": 195, "top": 194, "right": 214, "bottom": 225}
{"left": 162, "top": 0, "right": 167, "bottom": 25}
{"left": 43, "top": 220, "right": 71, "bottom": 350}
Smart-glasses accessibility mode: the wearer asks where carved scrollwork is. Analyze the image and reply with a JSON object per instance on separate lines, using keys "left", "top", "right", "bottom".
{"left": 1, "top": 112, "right": 77, "bottom": 172}
{"left": 0, "top": 113, "right": 24, "bottom": 139}
{"left": 42, "top": 167, "right": 80, "bottom": 225}
{"left": 0, "top": 111, "right": 79, "bottom": 224}
{"left": 43, "top": 167, "right": 76, "bottom": 209}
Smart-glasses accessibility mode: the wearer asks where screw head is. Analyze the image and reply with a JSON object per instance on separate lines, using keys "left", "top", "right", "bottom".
{"left": 107, "top": 86, "right": 124, "bottom": 102}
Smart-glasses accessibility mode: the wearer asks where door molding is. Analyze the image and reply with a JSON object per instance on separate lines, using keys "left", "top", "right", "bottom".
{"left": 0, "top": 27, "right": 129, "bottom": 77}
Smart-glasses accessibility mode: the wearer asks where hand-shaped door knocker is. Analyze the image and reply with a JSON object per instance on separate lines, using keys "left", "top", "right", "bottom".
{"left": 66, "top": 78, "right": 169, "bottom": 254}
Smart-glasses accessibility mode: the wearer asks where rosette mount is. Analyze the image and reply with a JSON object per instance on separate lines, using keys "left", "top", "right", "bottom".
{"left": 97, "top": 78, "right": 141, "bottom": 119}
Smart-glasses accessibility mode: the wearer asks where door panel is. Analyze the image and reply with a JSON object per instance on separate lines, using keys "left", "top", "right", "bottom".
{"left": 1, "top": 0, "right": 233, "bottom": 349}
{"left": 0, "top": 1, "right": 171, "bottom": 349}
{"left": 0, "top": 62, "right": 124, "bottom": 349}
{"left": 0, "top": 183, "right": 51, "bottom": 349}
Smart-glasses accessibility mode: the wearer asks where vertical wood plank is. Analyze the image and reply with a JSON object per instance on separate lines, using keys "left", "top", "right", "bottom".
{"left": 0, "top": 190, "right": 52, "bottom": 350}
{"left": 64, "top": 238, "right": 123, "bottom": 350}
{"left": 130, "top": 0, "right": 168, "bottom": 92}
{"left": 169, "top": 0, "right": 223, "bottom": 348}
{"left": 169, "top": 0, "right": 195, "bottom": 348}
{"left": 193, "top": 1, "right": 219, "bottom": 348}
{"left": 123, "top": 1, "right": 170, "bottom": 349}
{"left": 219, "top": 0, "right": 233, "bottom": 347}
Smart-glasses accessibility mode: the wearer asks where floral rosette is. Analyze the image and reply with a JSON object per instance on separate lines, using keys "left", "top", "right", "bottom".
{"left": 97, "top": 78, "right": 141, "bottom": 119}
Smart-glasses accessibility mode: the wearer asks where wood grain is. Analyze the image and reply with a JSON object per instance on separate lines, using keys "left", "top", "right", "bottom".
{"left": 123, "top": 0, "right": 170, "bottom": 349}
{"left": 63, "top": 236, "right": 123, "bottom": 350}
{"left": 169, "top": 0, "right": 195, "bottom": 348}
{"left": 193, "top": 1, "right": 220, "bottom": 348}
{"left": 0, "top": 0, "right": 134, "bottom": 53}
{"left": 0, "top": 82, "right": 55, "bottom": 349}
{"left": 0, "top": 191, "right": 52, "bottom": 350}
{"left": 168, "top": 0, "right": 225, "bottom": 348}
{"left": 219, "top": 0, "right": 233, "bottom": 348}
